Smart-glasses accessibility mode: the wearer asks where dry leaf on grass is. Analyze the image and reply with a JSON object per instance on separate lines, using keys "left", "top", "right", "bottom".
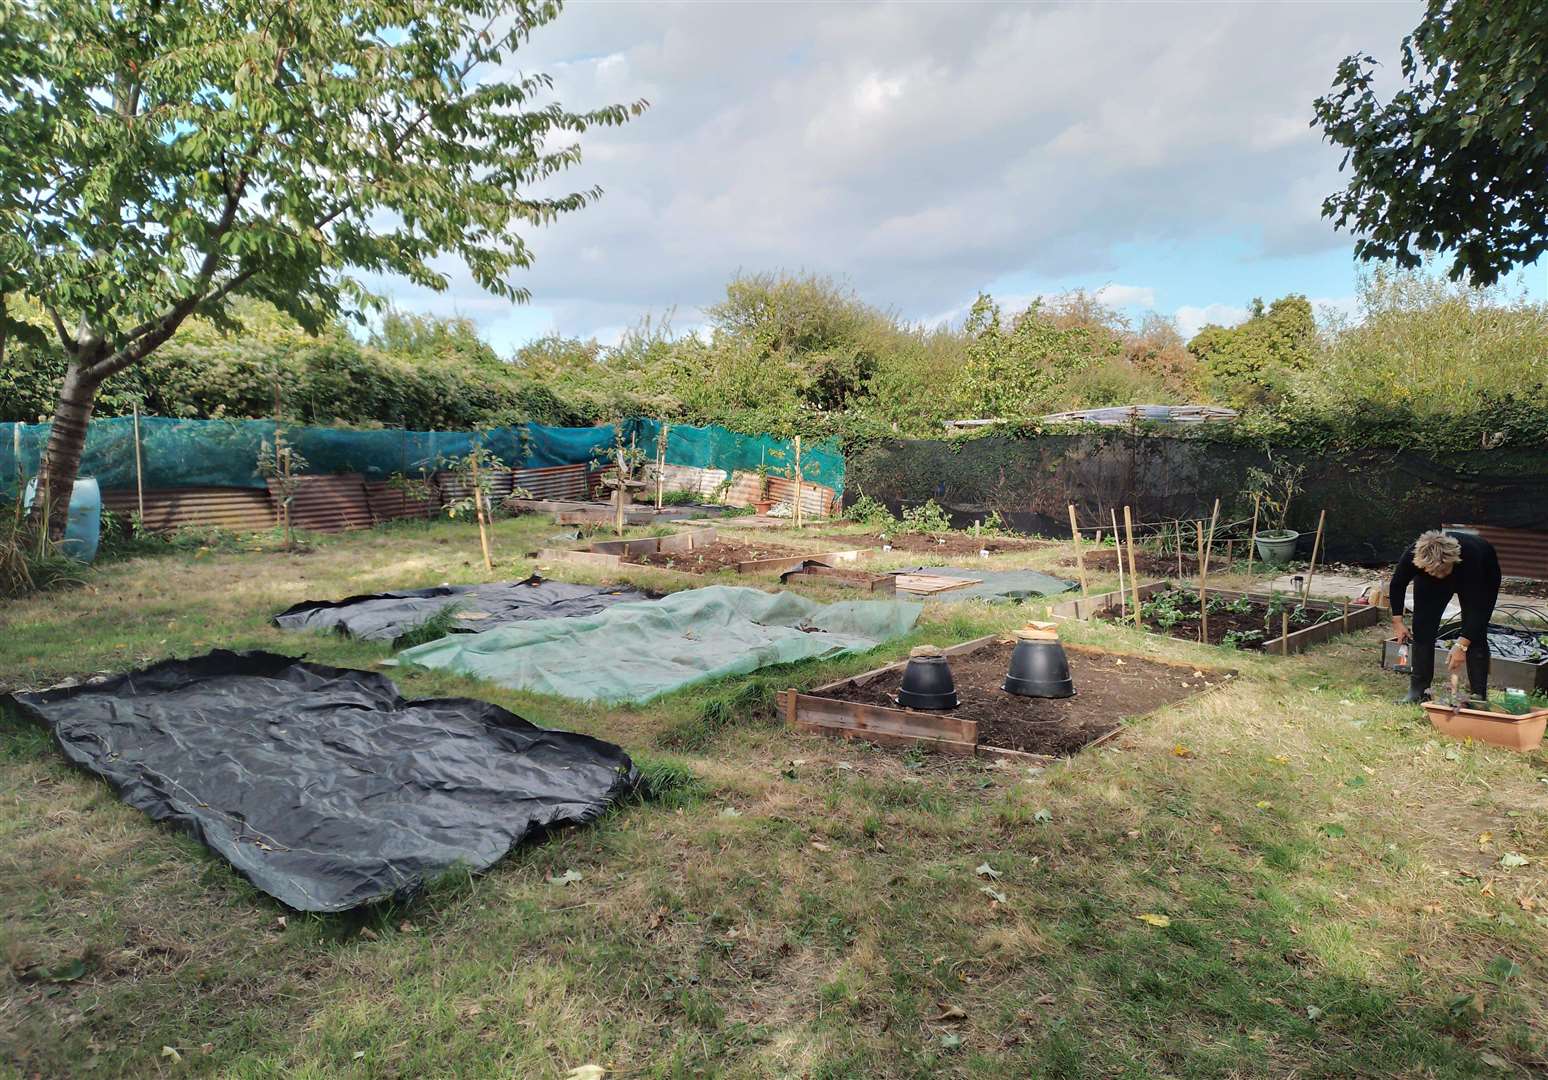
{"left": 1135, "top": 913, "right": 1171, "bottom": 928}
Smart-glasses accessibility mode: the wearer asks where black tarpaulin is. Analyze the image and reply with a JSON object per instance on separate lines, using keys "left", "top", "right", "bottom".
{"left": 6, "top": 651, "right": 637, "bottom": 912}
{"left": 271, "top": 574, "right": 652, "bottom": 642}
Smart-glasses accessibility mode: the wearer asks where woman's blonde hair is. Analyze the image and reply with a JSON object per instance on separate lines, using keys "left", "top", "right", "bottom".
{"left": 1413, "top": 530, "right": 1462, "bottom": 575}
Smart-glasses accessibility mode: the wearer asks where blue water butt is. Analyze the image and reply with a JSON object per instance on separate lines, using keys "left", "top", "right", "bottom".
{"left": 24, "top": 476, "right": 102, "bottom": 563}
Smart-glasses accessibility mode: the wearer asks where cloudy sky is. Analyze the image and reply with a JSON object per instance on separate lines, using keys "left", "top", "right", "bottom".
{"left": 382, "top": 0, "right": 1541, "bottom": 350}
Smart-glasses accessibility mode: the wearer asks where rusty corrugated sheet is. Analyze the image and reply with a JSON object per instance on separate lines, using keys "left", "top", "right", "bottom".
{"left": 513, "top": 463, "right": 589, "bottom": 501}
{"left": 270, "top": 474, "right": 374, "bottom": 533}
{"left": 363, "top": 480, "right": 438, "bottom": 523}
{"left": 101, "top": 486, "right": 276, "bottom": 533}
{"left": 1444, "top": 523, "right": 1548, "bottom": 580}
{"left": 435, "top": 469, "right": 517, "bottom": 505}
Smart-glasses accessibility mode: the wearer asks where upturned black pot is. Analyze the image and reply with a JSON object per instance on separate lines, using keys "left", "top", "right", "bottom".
{"left": 1003, "top": 637, "right": 1075, "bottom": 698}
{"left": 897, "top": 647, "right": 959, "bottom": 710}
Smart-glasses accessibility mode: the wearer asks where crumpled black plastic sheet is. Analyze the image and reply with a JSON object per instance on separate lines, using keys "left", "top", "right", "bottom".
{"left": 1439, "top": 624, "right": 1548, "bottom": 664}
{"left": 6, "top": 651, "right": 637, "bottom": 912}
{"left": 271, "top": 575, "right": 651, "bottom": 642}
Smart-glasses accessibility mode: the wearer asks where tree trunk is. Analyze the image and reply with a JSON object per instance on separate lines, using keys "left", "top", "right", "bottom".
{"left": 29, "top": 361, "right": 102, "bottom": 540}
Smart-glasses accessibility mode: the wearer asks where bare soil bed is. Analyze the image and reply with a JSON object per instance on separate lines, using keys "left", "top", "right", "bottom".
{"left": 820, "top": 532, "right": 1051, "bottom": 556}
{"left": 1098, "top": 585, "right": 1336, "bottom": 651}
{"left": 631, "top": 539, "right": 804, "bottom": 573}
{"left": 818, "top": 641, "right": 1224, "bottom": 755}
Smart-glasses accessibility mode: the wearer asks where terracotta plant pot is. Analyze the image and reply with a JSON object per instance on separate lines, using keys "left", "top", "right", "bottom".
{"left": 1422, "top": 701, "right": 1548, "bottom": 752}
{"left": 753, "top": 499, "right": 774, "bottom": 515}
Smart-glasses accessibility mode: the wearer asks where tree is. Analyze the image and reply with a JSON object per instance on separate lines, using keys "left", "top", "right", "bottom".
{"left": 1186, "top": 295, "right": 1316, "bottom": 407}
{"left": 1, "top": 0, "right": 644, "bottom": 533}
{"left": 1313, "top": 1, "right": 1548, "bottom": 286}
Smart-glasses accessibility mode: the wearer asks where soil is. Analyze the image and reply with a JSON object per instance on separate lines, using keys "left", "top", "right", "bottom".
{"left": 630, "top": 540, "right": 805, "bottom": 573}
{"left": 820, "top": 532, "right": 1050, "bottom": 556}
{"left": 1059, "top": 549, "right": 1226, "bottom": 577}
{"left": 1504, "top": 577, "right": 1548, "bottom": 600}
{"left": 819, "top": 641, "right": 1225, "bottom": 756}
{"left": 1097, "top": 585, "right": 1338, "bottom": 651}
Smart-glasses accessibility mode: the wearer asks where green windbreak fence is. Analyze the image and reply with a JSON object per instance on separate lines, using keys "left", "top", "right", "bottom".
{"left": 634, "top": 420, "right": 845, "bottom": 493}
{"left": 0, "top": 417, "right": 843, "bottom": 498}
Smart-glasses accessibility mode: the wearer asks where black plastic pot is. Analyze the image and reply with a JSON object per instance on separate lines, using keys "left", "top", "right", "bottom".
{"left": 1003, "top": 638, "right": 1075, "bottom": 698}
{"left": 896, "top": 648, "right": 959, "bottom": 710}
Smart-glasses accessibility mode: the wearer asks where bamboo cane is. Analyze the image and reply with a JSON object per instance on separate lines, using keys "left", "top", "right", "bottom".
{"left": 280, "top": 447, "right": 293, "bottom": 550}
{"left": 1068, "top": 504, "right": 1089, "bottom": 597}
{"left": 470, "top": 451, "right": 493, "bottom": 571}
{"left": 132, "top": 402, "right": 145, "bottom": 526}
{"left": 1122, "top": 505, "right": 1142, "bottom": 629}
{"left": 1246, "top": 493, "right": 1261, "bottom": 578}
{"left": 793, "top": 435, "right": 803, "bottom": 528}
{"left": 1303, "top": 509, "right": 1327, "bottom": 600}
{"left": 1175, "top": 519, "right": 1183, "bottom": 581}
{"left": 656, "top": 422, "right": 667, "bottom": 509}
{"left": 1111, "top": 509, "right": 1126, "bottom": 620}
{"left": 1196, "top": 520, "right": 1207, "bottom": 644}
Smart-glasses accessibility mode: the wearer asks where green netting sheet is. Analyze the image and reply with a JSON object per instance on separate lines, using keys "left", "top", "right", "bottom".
{"left": 1, "top": 418, "right": 842, "bottom": 498}
{"left": 635, "top": 420, "right": 845, "bottom": 493}
{"left": 394, "top": 585, "right": 919, "bottom": 704}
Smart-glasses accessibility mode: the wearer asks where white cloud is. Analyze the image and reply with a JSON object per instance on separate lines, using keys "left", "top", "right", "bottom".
{"left": 1095, "top": 284, "right": 1158, "bottom": 310}
{"left": 1175, "top": 303, "right": 1251, "bottom": 340}
{"left": 384, "top": 1, "right": 1421, "bottom": 341}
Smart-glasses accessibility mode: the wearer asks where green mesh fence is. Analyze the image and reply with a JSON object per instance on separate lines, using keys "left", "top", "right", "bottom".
{"left": 0, "top": 417, "right": 843, "bottom": 498}
{"left": 634, "top": 420, "right": 845, "bottom": 493}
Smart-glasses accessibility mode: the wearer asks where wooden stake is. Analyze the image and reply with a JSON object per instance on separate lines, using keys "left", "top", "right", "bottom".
{"left": 1122, "top": 505, "right": 1142, "bottom": 629}
{"left": 1246, "top": 493, "right": 1261, "bottom": 578}
{"left": 1067, "top": 504, "right": 1089, "bottom": 597}
{"left": 1196, "top": 521, "right": 1207, "bottom": 644}
{"left": 1281, "top": 610, "right": 1290, "bottom": 656}
{"left": 655, "top": 422, "right": 667, "bottom": 509}
{"left": 1342, "top": 599, "right": 1350, "bottom": 633}
{"left": 1111, "top": 509, "right": 1126, "bottom": 620}
{"left": 793, "top": 435, "right": 803, "bottom": 528}
{"left": 1303, "top": 509, "right": 1327, "bottom": 600}
{"left": 470, "top": 451, "right": 493, "bottom": 571}
{"left": 1175, "top": 519, "right": 1183, "bottom": 581}
{"left": 280, "top": 447, "right": 293, "bottom": 550}
{"left": 132, "top": 402, "right": 145, "bottom": 525}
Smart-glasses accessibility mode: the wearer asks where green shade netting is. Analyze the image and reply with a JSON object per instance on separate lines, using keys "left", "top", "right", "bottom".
{"left": 0, "top": 418, "right": 844, "bottom": 498}
{"left": 634, "top": 420, "right": 845, "bottom": 493}
{"left": 394, "top": 585, "right": 920, "bottom": 704}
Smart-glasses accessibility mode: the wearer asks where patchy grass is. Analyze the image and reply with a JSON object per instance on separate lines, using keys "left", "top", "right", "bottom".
{"left": 3, "top": 515, "right": 1548, "bottom": 1077}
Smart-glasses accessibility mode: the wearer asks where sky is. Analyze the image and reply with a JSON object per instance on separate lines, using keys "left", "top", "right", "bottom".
{"left": 376, "top": 0, "right": 1545, "bottom": 351}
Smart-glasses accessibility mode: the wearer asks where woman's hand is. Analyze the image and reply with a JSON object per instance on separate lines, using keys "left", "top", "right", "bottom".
{"left": 1446, "top": 642, "right": 1467, "bottom": 674}
{"left": 1392, "top": 618, "right": 1411, "bottom": 644}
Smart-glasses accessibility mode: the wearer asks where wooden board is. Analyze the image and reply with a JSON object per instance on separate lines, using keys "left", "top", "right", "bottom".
{"left": 781, "top": 564, "right": 897, "bottom": 594}
{"left": 893, "top": 573, "right": 983, "bottom": 595}
{"left": 734, "top": 548, "right": 866, "bottom": 575}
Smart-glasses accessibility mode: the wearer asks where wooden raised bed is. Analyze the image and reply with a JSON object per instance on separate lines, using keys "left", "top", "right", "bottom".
{"left": 782, "top": 635, "right": 1227, "bottom": 765}
{"left": 1050, "top": 581, "right": 1383, "bottom": 656}
{"left": 780, "top": 562, "right": 897, "bottom": 594}
{"left": 536, "top": 527, "right": 867, "bottom": 577}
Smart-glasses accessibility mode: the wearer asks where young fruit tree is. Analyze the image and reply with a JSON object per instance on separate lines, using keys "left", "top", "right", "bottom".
{"left": 1313, "top": 0, "right": 1548, "bottom": 286}
{"left": 0, "top": 0, "right": 644, "bottom": 536}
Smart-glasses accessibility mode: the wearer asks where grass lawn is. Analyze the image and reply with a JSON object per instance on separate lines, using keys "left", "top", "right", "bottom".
{"left": 3, "top": 514, "right": 1547, "bottom": 1078}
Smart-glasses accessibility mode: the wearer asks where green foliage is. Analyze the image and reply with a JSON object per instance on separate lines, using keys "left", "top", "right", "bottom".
{"left": 1221, "top": 628, "right": 1264, "bottom": 650}
{"left": 1141, "top": 589, "right": 1196, "bottom": 630}
{"left": 845, "top": 494, "right": 898, "bottom": 531}
{"left": 1241, "top": 458, "right": 1306, "bottom": 533}
{"left": 1314, "top": 1, "right": 1548, "bottom": 286}
{"left": 899, "top": 499, "right": 953, "bottom": 535}
{"left": 1187, "top": 296, "right": 1316, "bottom": 407}
{"left": 393, "top": 605, "right": 468, "bottom": 650}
